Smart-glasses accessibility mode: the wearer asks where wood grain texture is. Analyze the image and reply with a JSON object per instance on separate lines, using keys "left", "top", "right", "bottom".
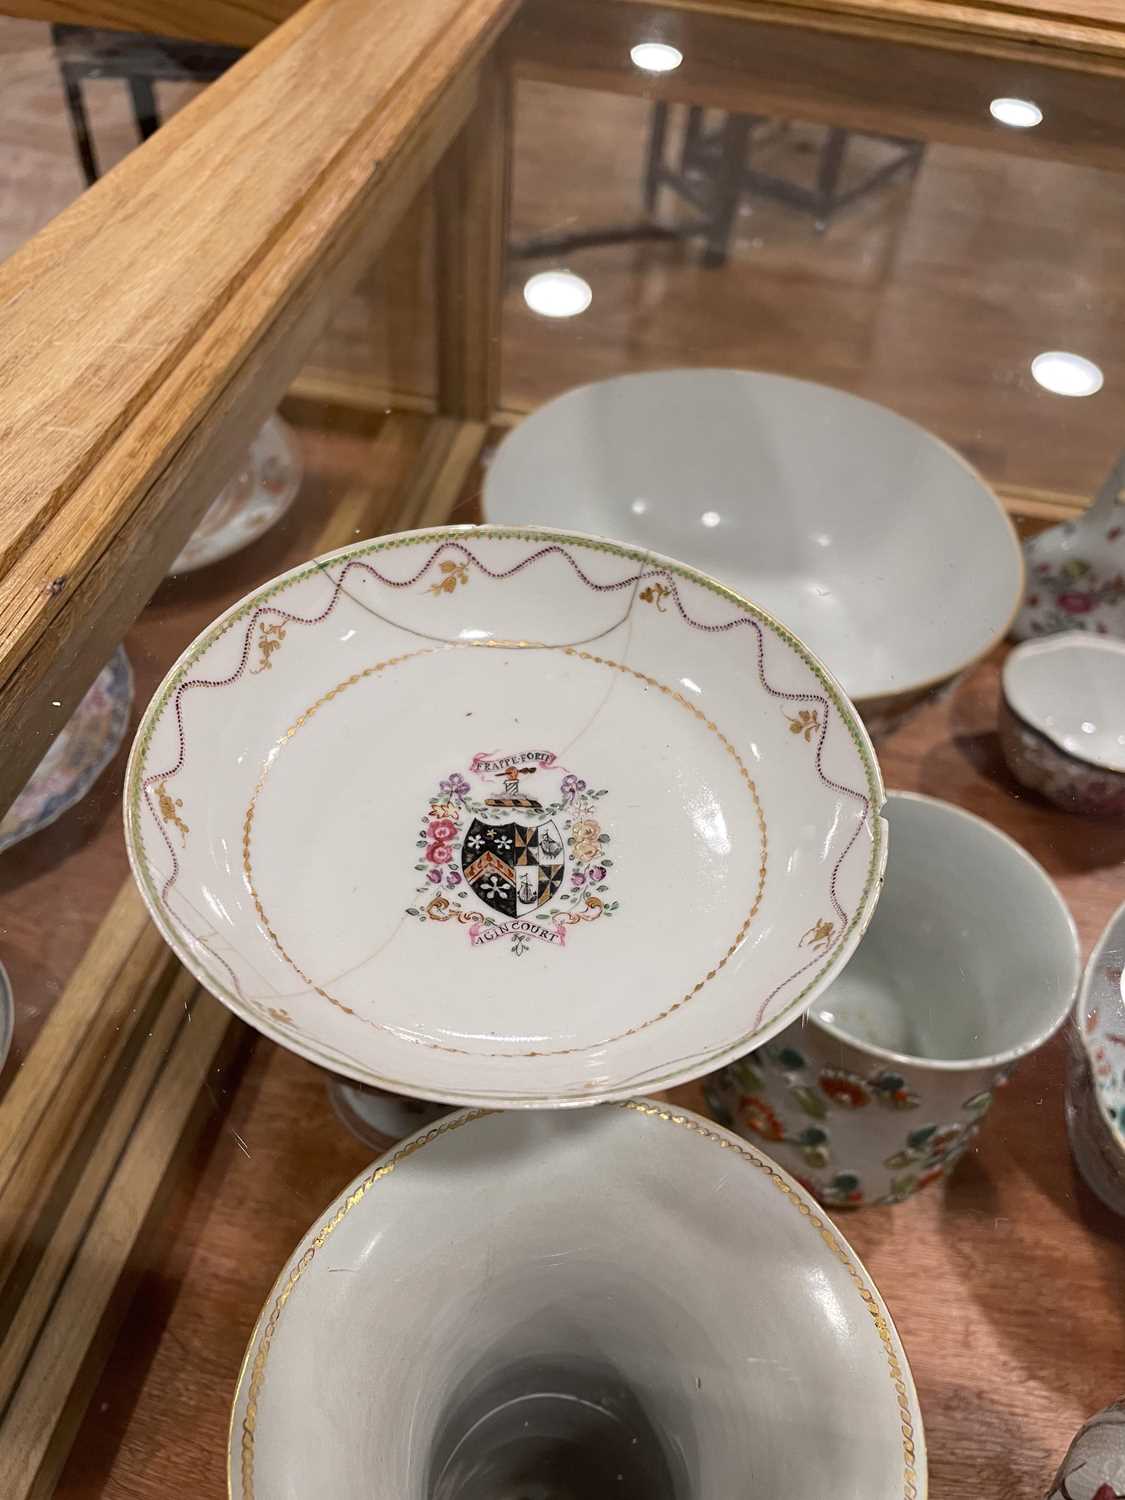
{"left": 384, "top": 416, "right": 489, "bottom": 531}
{"left": 625, "top": 0, "right": 1125, "bottom": 69}
{"left": 0, "top": 882, "right": 177, "bottom": 1295}
{"left": 0, "top": 992, "right": 236, "bottom": 1500}
{"left": 0, "top": 0, "right": 297, "bottom": 46}
{"left": 435, "top": 59, "right": 512, "bottom": 421}
{"left": 0, "top": 0, "right": 517, "bottom": 820}
{"left": 508, "top": 0, "right": 1125, "bottom": 165}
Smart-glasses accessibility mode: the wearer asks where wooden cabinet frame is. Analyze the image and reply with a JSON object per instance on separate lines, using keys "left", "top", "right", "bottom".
{"left": 0, "top": 0, "right": 1121, "bottom": 1492}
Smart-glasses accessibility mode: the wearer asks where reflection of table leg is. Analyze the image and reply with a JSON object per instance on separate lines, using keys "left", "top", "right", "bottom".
{"left": 814, "top": 127, "right": 848, "bottom": 230}
{"left": 643, "top": 100, "right": 668, "bottom": 214}
{"left": 702, "top": 114, "right": 752, "bottom": 268}
{"left": 56, "top": 68, "right": 99, "bottom": 187}
{"left": 435, "top": 60, "right": 511, "bottom": 422}
{"left": 128, "top": 75, "right": 160, "bottom": 143}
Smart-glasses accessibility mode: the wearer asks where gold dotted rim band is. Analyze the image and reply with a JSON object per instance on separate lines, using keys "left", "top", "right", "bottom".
{"left": 231, "top": 1103, "right": 922, "bottom": 1500}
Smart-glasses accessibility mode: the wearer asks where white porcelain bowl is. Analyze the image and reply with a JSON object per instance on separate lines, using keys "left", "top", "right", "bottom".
{"left": 1000, "top": 633, "right": 1125, "bottom": 815}
{"left": 484, "top": 370, "right": 1023, "bottom": 728}
{"left": 229, "top": 1103, "right": 924, "bottom": 1500}
{"left": 124, "top": 525, "right": 885, "bottom": 1108}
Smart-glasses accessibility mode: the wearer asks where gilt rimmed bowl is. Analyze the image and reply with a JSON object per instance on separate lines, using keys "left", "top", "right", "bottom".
{"left": 229, "top": 1102, "right": 924, "bottom": 1500}
{"left": 483, "top": 370, "right": 1023, "bottom": 735}
{"left": 124, "top": 525, "right": 885, "bottom": 1107}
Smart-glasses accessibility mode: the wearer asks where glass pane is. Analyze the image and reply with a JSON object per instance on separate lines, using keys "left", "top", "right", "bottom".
{"left": 1, "top": 9, "right": 1121, "bottom": 1500}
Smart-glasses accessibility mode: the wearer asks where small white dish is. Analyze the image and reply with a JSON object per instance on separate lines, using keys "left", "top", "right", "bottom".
{"left": 170, "top": 415, "right": 301, "bottom": 575}
{"left": 125, "top": 524, "right": 885, "bottom": 1108}
{"left": 0, "top": 646, "right": 133, "bottom": 854}
{"left": 229, "top": 1102, "right": 925, "bottom": 1500}
{"left": 1000, "top": 633, "right": 1125, "bottom": 815}
{"left": 483, "top": 370, "right": 1023, "bottom": 730}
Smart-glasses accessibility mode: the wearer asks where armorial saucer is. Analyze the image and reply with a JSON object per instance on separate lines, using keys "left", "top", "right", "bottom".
{"left": 125, "top": 525, "right": 886, "bottom": 1107}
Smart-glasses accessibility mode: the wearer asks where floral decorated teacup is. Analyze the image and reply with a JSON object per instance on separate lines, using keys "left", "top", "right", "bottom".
{"left": 1047, "top": 1400, "right": 1125, "bottom": 1500}
{"left": 999, "top": 633, "right": 1125, "bottom": 817}
{"left": 706, "top": 791, "right": 1080, "bottom": 1207}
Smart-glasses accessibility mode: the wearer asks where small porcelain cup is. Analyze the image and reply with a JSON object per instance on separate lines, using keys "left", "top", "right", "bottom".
{"left": 706, "top": 791, "right": 1080, "bottom": 1207}
{"left": 1000, "top": 633, "right": 1125, "bottom": 816}
{"left": 1047, "top": 1400, "right": 1125, "bottom": 1500}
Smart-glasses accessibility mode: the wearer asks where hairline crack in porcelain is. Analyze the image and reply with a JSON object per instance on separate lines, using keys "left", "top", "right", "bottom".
{"left": 125, "top": 523, "right": 886, "bottom": 1109}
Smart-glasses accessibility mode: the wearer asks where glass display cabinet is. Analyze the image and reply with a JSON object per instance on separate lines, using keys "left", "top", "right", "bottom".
{"left": 1, "top": 0, "right": 1124, "bottom": 1495}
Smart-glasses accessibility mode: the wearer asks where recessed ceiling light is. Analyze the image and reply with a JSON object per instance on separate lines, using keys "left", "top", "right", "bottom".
{"left": 630, "top": 41, "right": 683, "bottom": 73}
{"left": 522, "top": 270, "right": 592, "bottom": 319}
{"left": 1031, "top": 351, "right": 1104, "bottom": 397}
{"left": 990, "top": 97, "right": 1043, "bottom": 128}
{"left": 700, "top": 510, "right": 721, "bottom": 528}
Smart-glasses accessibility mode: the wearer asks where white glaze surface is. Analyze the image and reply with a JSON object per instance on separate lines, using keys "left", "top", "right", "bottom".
{"left": 124, "top": 526, "right": 886, "bottom": 1107}
{"left": 483, "top": 370, "right": 1022, "bottom": 702}
{"left": 1003, "top": 632, "right": 1125, "bottom": 772}
{"left": 229, "top": 1103, "right": 924, "bottom": 1500}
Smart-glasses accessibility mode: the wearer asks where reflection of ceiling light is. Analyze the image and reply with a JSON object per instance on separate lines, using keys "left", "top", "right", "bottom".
{"left": 1031, "top": 351, "right": 1104, "bottom": 397}
{"left": 700, "top": 510, "right": 721, "bottom": 528}
{"left": 989, "top": 97, "right": 1042, "bottom": 128}
{"left": 630, "top": 41, "right": 683, "bottom": 72}
{"left": 522, "top": 270, "right": 592, "bottom": 319}
{"left": 630, "top": 498, "right": 649, "bottom": 515}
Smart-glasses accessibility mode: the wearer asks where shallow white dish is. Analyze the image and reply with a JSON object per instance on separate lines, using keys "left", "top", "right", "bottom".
{"left": 483, "top": 369, "right": 1022, "bottom": 716}
{"left": 229, "top": 1102, "right": 924, "bottom": 1500}
{"left": 125, "top": 525, "right": 885, "bottom": 1107}
{"left": 170, "top": 415, "right": 301, "bottom": 575}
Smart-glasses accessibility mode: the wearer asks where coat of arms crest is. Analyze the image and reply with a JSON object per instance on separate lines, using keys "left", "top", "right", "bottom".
{"left": 406, "top": 750, "right": 619, "bottom": 956}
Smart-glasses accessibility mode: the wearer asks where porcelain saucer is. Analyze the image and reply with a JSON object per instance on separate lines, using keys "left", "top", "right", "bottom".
{"left": 229, "top": 1103, "right": 923, "bottom": 1500}
{"left": 125, "top": 525, "right": 885, "bottom": 1107}
{"left": 170, "top": 415, "right": 302, "bottom": 575}
{"left": 1, "top": 646, "right": 133, "bottom": 854}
